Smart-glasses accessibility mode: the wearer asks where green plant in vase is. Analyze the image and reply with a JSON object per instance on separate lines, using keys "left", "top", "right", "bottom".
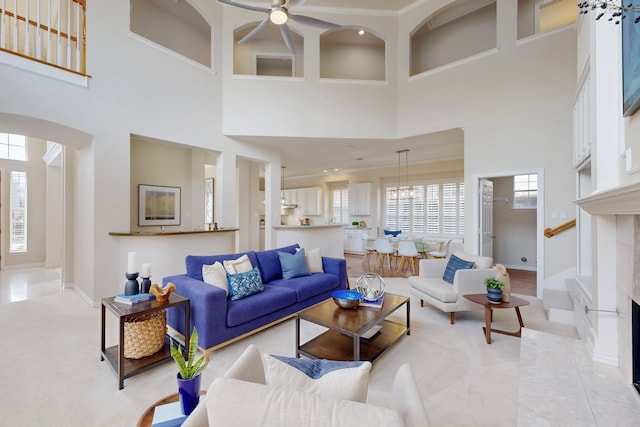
{"left": 170, "top": 327, "right": 208, "bottom": 415}
{"left": 484, "top": 277, "right": 504, "bottom": 304}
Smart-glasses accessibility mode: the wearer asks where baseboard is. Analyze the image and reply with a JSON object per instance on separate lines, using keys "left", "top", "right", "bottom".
{"left": 503, "top": 264, "right": 536, "bottom": 272}
{"left": 72, "top": 285, "right": 98, "bottom": 308}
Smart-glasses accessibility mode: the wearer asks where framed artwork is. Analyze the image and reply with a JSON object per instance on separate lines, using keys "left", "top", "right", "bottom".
{"left": 205, "top": 178, "right": 214, "bottom": 225}
{"left": 138, "top": 184, "right": 181, "bottom": 226}
{"left": 622, "top": 3, "right": 640, "bottom": 117}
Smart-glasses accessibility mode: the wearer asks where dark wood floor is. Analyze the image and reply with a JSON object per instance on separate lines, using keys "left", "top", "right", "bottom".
{"left": 344, "top": 253, "right": 537, "bottom": 297}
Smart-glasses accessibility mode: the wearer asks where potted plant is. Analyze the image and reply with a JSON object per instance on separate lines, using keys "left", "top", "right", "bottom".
{"left": 484, "top": 277, "right": 504, "bottom": 304}
{"left": 170, "top": 327, "right": 208, "bottom": 416}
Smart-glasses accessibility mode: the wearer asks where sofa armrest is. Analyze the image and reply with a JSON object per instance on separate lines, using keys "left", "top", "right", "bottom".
{"left": 321, "top": 256, "right": 348, "bottom": 290}
{"left": 163, "top": 274, "right": 228, "bottom": 350}
{"left": 417, "top": 258, "right": 448, "bottom": 278}
{"left": 452, "top": 267, "right": 497, "bottom": 296}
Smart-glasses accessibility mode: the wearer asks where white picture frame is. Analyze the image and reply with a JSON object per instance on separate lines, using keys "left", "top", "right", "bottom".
{"left": 138, "top": 184, "right": 181, "bottom": 226}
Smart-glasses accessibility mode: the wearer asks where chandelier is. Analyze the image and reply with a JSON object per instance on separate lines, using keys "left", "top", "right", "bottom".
{"left": 578, "top": 2, "right": 640, "bottom": 24}
{"left": 388, "top": 149, "right": 413, "bottom": 201}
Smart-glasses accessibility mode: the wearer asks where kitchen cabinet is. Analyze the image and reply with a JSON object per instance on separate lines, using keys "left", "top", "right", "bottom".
{"left": 348, "top": 183, "right": 370, "bottom": 216}
{"left": 343, "top": 228, "right": 368, "bottom": 254}
{"left": 283, "top": 187, "right": 323, "bottom": 215}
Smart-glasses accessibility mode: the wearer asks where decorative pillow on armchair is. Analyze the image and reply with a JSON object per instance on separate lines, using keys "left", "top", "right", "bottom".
{"left": 227, "top": 267, "right": 264, "bottom": 301}
{"left": 264, "top": 354, "right": 371, "bottom": 403}
{"left": 442, "top": 254, "right": 475, "bottom": 284}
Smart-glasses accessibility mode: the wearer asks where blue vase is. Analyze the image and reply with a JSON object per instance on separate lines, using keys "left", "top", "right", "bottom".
{"left": 177, "top": 373, "right": 201, "bottom": 416}
{"left": 486, "top": 287, "right": 503, "bottom": 304}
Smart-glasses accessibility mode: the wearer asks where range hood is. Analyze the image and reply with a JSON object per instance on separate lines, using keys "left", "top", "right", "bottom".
{"left": 281, "top": 202, "right": 298, "bottom": 209}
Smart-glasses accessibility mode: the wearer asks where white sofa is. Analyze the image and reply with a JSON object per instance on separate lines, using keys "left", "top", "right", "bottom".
{"left": 408, "top": 251, "right": 495, "bottom": 324}
{"left": 182, "top": 344, "right": 429, "bottom": 427}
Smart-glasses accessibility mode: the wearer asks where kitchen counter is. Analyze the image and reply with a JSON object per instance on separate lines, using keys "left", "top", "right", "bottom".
{"left": 273, "top": 224, "right": 344, "bottom": 258}
{"left": 273, "top": 224, "right": 344, "bottom": 229}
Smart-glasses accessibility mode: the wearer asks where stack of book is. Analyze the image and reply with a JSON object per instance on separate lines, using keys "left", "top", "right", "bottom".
{"left": 359, "top": 295, "right": 383, "bottom": 310}
{"left": 114, "top": 293, "right": 155, "bottom": 305}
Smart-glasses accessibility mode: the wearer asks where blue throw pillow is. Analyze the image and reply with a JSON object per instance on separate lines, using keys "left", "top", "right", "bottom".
{"left": 227, "top": 267, "right": 264, "bottom": 301}
{"left": 442, "top": 254, "right": 475, "bottom": 284}
{"left": 278, "top": 249, "right": 311, "bottom": 280}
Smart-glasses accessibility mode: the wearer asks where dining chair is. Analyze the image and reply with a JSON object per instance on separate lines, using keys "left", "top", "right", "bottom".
{"left": 361, "top": 234, "right": 377, "bottom": 266}
{"left": 374, "top": 237, "right": 395, "bottom": 270}
{"left": 427, "top": 239, "right": 451, "bottom": 259}
{"left": 396, "top": 239, "right": 419, "bottom": 275}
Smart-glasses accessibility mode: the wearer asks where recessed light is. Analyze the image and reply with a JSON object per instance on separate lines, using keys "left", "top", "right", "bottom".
{"left": 334, "top": 168, "right": 339, "bottom": 172}
{"left": 358, "top": 30, "right": 365, "bottom": 35}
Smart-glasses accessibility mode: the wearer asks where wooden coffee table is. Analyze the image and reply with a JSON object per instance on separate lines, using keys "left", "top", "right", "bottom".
{"left": 463, "top": 293, "right": 530, "bottom": 344}
{"left": 296, "top": 292, "right": 410, "bottom": 362}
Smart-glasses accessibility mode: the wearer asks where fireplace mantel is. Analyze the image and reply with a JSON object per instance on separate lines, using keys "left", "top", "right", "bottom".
{"left": 576, "top": 182, "right": 640, "bottom": 215}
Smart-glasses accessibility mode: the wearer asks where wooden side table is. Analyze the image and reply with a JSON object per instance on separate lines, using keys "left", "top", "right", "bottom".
{"left": 101, "top": 293, "right": 190, "bottom": 389}
{"left": 463, "top": 293, "right": 529, "bottom": 344}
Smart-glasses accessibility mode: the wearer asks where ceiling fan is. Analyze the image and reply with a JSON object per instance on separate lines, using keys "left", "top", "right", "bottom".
{"left": 218, "top": 0, "right": 341, "bottom": 54}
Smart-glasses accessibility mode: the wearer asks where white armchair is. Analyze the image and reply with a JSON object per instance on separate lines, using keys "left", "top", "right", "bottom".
{"left": 408, "top": 251, "right": 495, "bottom": 325}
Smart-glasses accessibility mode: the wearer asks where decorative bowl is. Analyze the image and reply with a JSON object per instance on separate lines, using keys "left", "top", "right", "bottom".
{"left": 332, "top": 290, "right": 362, "bottom": 309}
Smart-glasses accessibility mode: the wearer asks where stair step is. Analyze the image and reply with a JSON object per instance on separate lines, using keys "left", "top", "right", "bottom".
{"left": 543, "top": 289, "right": 572, "bottom": 311}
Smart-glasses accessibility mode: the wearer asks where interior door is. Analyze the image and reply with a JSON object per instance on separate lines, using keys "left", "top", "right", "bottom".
{"left": 479, "top": 179, "right": 494, "bottom": 257}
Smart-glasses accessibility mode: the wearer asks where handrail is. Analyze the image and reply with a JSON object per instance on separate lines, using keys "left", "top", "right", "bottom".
{"left": 0, "top": 0, "right": 87, "bottom": 75}
{"left": 0, "top": 9, "right": 78, "bottom": 43}
{"left": 544, "top": 219, "right": 576, "bottom": 238}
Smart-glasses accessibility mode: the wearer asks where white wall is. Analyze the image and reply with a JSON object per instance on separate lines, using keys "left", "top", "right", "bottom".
{"left": 399, "top": 0, "right": 577, "bottom": 281}
{"left": 0, "top": 0, "right": 580, "bottom": 301}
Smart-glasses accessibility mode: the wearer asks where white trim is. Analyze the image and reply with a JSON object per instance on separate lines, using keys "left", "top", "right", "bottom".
{"left": 409, "top": 48, "right": 498, "bottom": 81}
{"left": 0, "top": 50, "right": 89, "bottom": 87}
{"left": 318, "top": 78, "right": 389, "bottom": 86}
{"left": 127, "top": 32, "right": 215, "bottom": 74}
{"left": 515, "top": 22, "right": 575, "bottom": 47}
{"left": 232, "top": 74, "right": 305, "bottom": 83}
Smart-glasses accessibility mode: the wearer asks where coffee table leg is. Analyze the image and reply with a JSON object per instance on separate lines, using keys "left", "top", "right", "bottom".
{"left": 353, "top": 334, "right": 360, "bottom": 362}
{"left": 484, "top": 306, "right": 492, "bottom": 344}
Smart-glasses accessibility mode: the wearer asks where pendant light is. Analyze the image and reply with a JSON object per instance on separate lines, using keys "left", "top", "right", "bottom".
{"left": 280, "top": 166, "right": 297, "bottom": 208}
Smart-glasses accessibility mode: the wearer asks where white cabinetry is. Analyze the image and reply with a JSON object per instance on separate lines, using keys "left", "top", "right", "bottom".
{"left": 284, "top": 187, "right": 323, "bottom": 215}
{"left": 348, "top": 183, "right": 370, "bottom": 216}
{"left": 343, "top": 229, "right": 367, "bottom": 254}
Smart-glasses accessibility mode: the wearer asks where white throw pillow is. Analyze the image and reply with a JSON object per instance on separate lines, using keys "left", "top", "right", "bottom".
{"left": 264, "top": 354, "right": 371, "bottom": 403}
{"left": 202, "top": 261, "right": 228, "bottom": 295}
{"left": 223, "top": 254, "right": 253, "bottom": 274}
{"left": 296, "top": 247, "right": 324, "bottom": 273}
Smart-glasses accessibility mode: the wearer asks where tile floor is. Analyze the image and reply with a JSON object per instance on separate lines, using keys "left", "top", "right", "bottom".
{"left": 0, "top": 266, "right": 63, "bottom": 305}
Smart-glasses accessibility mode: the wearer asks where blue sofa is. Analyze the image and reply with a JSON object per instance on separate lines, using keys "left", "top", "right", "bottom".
{"left": 163, "top": 244, "right": 347, "bottom": 358}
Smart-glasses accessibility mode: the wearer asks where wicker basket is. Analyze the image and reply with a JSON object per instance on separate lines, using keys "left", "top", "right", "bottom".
{"left": 124, "top": 309, "right": 167, "bottom": 359}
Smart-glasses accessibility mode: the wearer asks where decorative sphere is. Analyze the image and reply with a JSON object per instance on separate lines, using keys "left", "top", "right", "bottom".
{"left": 356, "top": 272, "right": 385, "bottom": 301}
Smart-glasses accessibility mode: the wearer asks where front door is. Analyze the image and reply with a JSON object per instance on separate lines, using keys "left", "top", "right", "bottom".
{"left": 479, "top": 179, "right": 494, "bottom": 257}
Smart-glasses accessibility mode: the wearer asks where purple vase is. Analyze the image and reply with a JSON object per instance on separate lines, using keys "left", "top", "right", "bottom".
{"left": 177, "top": 373, "right": 201, "bottom": 416}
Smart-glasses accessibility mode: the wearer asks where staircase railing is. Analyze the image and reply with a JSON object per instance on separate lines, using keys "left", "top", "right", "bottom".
{"left": 0, "top": 0, "right": 87, "bottom": 75}
{"left": 544, "top": 219, "right": 576, "bottom": 238}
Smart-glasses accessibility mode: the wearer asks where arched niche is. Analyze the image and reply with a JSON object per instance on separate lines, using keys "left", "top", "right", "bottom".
{"left": 410, "top": 0, "right": 497, "bottom": 76}
{"left": 233, "top": 23, "right": 304, "bottom": 77}
{"left": 130, "top": 0, "right": 211, "bottom": 67}
{"left": 320, "top": 28, "right": 385, "bottom": 81}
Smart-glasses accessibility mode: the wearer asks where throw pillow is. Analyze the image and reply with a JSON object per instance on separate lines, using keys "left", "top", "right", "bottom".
{"left": 297, "top": 247, "right": 324, "bottom": 273}
{"left": 264, "top": 354, "right": 371, "bottom": 403}
{"left": 227, "top": 267, "right": 264, "bottom": 301}
{"left": 223, "top": 254, "right": 253, "bottom": 275}
{"left": 278, "top": 249, "right": 311, "bottom": 280}
{"left": 442, "top": 254, "right": 475, "bottom": 284}
{"left": 202, "top": 261, "right": 228, "bottom": 295}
